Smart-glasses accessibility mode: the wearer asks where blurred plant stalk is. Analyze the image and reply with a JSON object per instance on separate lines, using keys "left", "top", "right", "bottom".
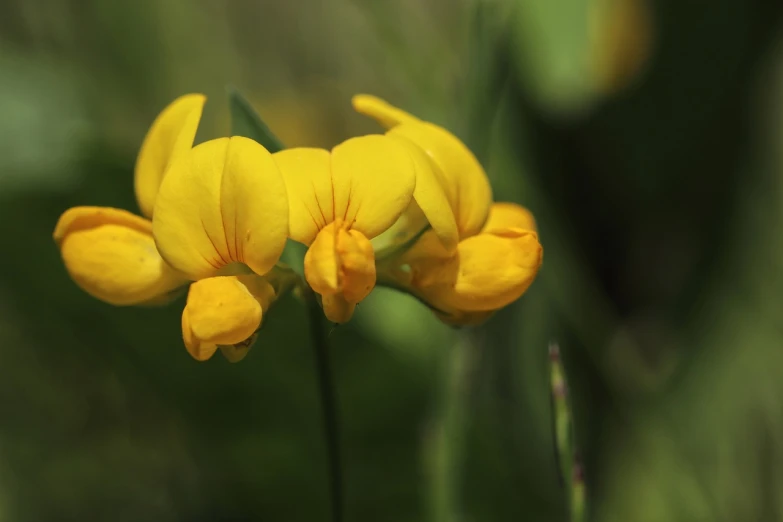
{"left": 425, "top": 337, "right": 476, "bottom": 522}
{"left": 550, "top": 343, "right": 585, "bottom": 522}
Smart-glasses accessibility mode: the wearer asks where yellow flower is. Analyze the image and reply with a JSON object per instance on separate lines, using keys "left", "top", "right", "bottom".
{"left": 353, "top": 95, "right": 493, "bottom": 240}
{"left": 54, "top": 94, "right": 289, "bottom": 361}
{"left": 353, "top": 95, "right": 543, "bottom": 324}
{"left": 274, "top": 135, "right": 429, "bottom": 323}
{"left": 54, "top": 94, "right": 204, "bottom": 306}
{"left": 181, "top": 273, "right": 290, "bottom": 362}
{"left": 151, "top": 135, "right": 289, "bottom": 280}
{"left": 150, "top": 131, "right": 294, "bottom": 360}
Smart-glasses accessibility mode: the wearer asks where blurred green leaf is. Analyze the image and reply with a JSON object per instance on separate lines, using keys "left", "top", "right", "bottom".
{"left": 228, "top": 87, "right": 284, "bottom": 153}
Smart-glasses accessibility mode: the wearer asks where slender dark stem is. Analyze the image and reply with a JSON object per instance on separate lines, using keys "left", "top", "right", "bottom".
{"left": 305, "top": 291, "right": 343, "bottom": 522}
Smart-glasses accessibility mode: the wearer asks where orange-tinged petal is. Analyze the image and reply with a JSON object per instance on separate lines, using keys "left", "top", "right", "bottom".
{"left": 331, "top": 135, "right": 416, "bottom": 239}
{"left": 417, "top": 229, "right": 542, "bottom": 312}
{"left": 304, "top": 222, "right": 340, "bottom": 294}
{"left": 274, "top": 148, "right": 334, "bottom": 245}
{"left": 182, "top": 310, "right": 218, "bottom": 362}
{"left": 181, "top": 275, "right": 276, "bottom": 361}
{"left": 304, "top": 220, "right": 375, "bottom": 323}
{"left": 321, "top": 294, "right": 356, "bottom": 324}
{"left": 351, "top": 94, "right": 421, "bottom": 129}
{"left": 390, "top": 121, "right": 492, "bottom": 238}
{"left": 153, "top": 136, "right": 289, "bottom": 279}
{"left": 483, "top": 202, "right": 538, "bottom": 234}
{"left": 54, "top": 206, "right": 186, "bottom": 305}
{"left": 134, "top": 94, "right": 206, "bottom": 218}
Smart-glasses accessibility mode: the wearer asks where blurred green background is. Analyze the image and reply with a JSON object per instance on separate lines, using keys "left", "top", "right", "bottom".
{"left": 2, "top": 0, "right": 783, "bottom": 520}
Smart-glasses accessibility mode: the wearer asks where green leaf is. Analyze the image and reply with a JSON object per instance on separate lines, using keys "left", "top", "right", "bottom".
{"left": 278, "top": 240, "right": 307, "bottom": 277}
{"left": 227, "top": 86, "right": 284, "bottom": 153}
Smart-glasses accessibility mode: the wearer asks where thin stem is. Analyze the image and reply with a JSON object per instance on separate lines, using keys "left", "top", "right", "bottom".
{"left": 305, "top": 290, "right": 343, "bottom": 522}
{"left": 549, "top": 342, "right": 585, "bottom": 522}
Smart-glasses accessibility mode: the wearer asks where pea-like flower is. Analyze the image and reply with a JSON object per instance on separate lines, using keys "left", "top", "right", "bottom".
{"left": 353, "top": 95, "right": 543, "bottom": 324}
{"left": 274, "top": 134, "right": 454, "bottom": 323}
{"left": 150, "top": 126, "right": 297, "bottom": 360}
{"left": 54, "top": 95, "right": 293, "bottom": 362}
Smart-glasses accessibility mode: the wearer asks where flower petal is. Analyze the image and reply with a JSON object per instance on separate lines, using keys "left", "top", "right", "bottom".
{"left": 304, "top": 221, "right": 375, "bottom": 323}
{"left": 321, "top": 294, "right": 356, "bottom": 324}
{"left": 330, "top": 135, "right": 416, "bottom": 239}
{"left": 351, "top": 94, "right": 421, "bottom": 129}
{"left": 182, "top": 310, "right": 218, "bottom": 362}
{"left": 419, "top": 229, "right": 543, "bottom": 312}
{"left": 181, "top": 275, "right": 275, "bottom": 361}
{"left": 483, "top": 202, "right": 538, "bottom": 234}
{"left": 304, "top": 222, "right": 340, "bottom": 294}
{"left": 54, "top": 206, "right": 186, "bottom": 305}
{"left": 389, "top": 121, "right": 493, "bottom": 239}
{"left": 153, "top": 137, "right": 289, "bottom": 279}
{"left": 274, "top": 148, "right": 334, "bottom": 245}
{"left": 134, "top": 94, "right": 206, "bottom": 218}
{"left": 389, "top": 135, "right": 458, "bottom": 252}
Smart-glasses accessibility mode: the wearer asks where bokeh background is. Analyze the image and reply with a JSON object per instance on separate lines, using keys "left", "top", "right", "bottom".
{"left": 1, "top": 0, "right": 783, "bottom": 520}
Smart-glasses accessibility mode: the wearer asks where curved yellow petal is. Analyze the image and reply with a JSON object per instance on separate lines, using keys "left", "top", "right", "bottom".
{"left": 153, "top": 136, "right": 289, "bottom": 280}
{"left": 353, "top": 95, "right": 492, "bottom": 239}
{"left": 321, "top": 294, "right": 357, "bottom": 324}
{"left": 352, "top": 94, "right": 421, "bottom": 129}
{"left": 331, "top": 135, "right": 416, "bottom": 239}
{"left": 181, "top": 275, "right": 276, "bottom": 361}
{"left": 387, "top": 135, "right": 458, "bottom": 252}
{"left": 54, "top": 206, "right": 152, "bottom": 244}
{"left": 54, "top": 207, "right": 187, "bottom": 305}
{"left": 304, "top": 221, "right": 375, "bottom": 323}
{"left": 134, "top": 94, "right": 206, "bottom": 218}
{"left": 390, "top": 121, "right": 493, "bottom": 239}
{"left": 182, "top": 310, "right": 218, "bottom": 362}
{"left": 273, "top": 148, "right": 334, "bottom": 245}
{"left": 483, "top": 202, "right": 538, "bottom": 234}
{"left": 418, "top": 229, "right": 542, "bottom": 312}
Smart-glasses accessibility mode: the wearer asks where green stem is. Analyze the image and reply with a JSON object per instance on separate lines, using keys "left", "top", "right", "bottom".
{"left": 427, "top": 337, "right": 473, "bottom": 522}
{"left": 305, "top": 290, "right": 344, "bottom": 522}
{"left": 550, "top": 343, "right": 585, "bottom": 522}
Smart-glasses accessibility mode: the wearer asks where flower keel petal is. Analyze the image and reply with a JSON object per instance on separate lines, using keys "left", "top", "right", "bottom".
{"left": 420, "top": 230, "right": 543, "bottom": 313}
{"left": 181, "top": 275, "right": 275, "bottom": 361}
{"left": 304, "top": 221, "right": 376, "bottom": 323}
{"left": 54, "top": 207, "right": 186, "bottom": 305}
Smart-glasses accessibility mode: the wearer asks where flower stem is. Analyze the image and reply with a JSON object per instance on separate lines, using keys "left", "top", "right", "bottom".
{"left": 305, "top": 290, "right": 343, "bottom": 522}
{"left": 549, "top": 342, "right": 585, "bottom": 522}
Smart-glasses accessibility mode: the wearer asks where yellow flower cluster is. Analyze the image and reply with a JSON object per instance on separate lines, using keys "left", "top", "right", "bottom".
{"left": 53, "top": 94, "right": 543, "bottom": 361}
